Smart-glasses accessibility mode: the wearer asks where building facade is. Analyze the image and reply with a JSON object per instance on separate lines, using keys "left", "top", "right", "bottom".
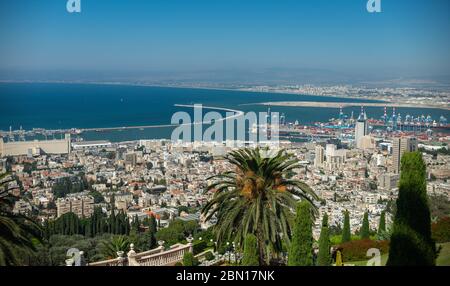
{"left": 56, "top": 193, "right": 94, "bottom": 218}
{"left": 378, "top": 173, "right": 400, "bottom": 190}
{"left": 355, "top": 108, "right": 369, "bottom": 149}
{"left": 0, "top": 134, "right": 71, "bottom": 157}
{"left": 392, "top": 137, "right": 418, "bottom": 174}
{"left": 314, "top": 145, "right": 324, "bottom": 167}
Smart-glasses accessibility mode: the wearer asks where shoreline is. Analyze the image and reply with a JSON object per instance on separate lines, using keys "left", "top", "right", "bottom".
{"left": 0, "top": 79, "right": 388, "bottom": 103}
{"left": 252, "top": 101, "right": 450, "bottom": 111}
{"left": 2, "top": 79, "right": 448, "bottom": 110}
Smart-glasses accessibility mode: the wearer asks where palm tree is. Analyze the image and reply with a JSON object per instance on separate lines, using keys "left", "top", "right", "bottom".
{"left": 202, "top": 148, "right": 318, "bottom": 265}
{"left": 0, "top": 173, "right": 41, "bottom": 265}
{"left": 100, "top": 235, "right": 130, "bottom": 259}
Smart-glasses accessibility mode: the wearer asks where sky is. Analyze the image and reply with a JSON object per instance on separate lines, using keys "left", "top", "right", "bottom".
{"left": 0, "top": 0, "right": 449, "bottom": 80}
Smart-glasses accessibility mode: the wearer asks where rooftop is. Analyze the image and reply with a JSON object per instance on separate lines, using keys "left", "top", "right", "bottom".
{"left": 72, "top": 140, "right": 111, "bottom": 146}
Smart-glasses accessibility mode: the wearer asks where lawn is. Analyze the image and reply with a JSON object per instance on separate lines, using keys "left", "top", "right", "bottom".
{"left": 346, "top": 242, "right": 450, "bottom": 266}
{"left": 436, "top": 242, "right": 450, "bottom": 266}
{"left": 347, "top": 254, "right": 388, "bottom": 266}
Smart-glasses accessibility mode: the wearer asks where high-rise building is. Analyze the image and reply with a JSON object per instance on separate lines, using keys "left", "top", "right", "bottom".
{"left": 56, "top": 193, "right": 94, "bottom": 218}
{"left": 378, "top": 173, "right": 400, "bottom": 190}
{"left": 392, "top": 137, "right": 418, "bottom": 174}
{"left": 355, "top": 107, "right": 369, "bottom": 149}
{"left": 125, "top": 152, "right": 137, "bottom": 166}
{"left": 325, "top": 144, "right": 337, "bottom": 161}
{"left": 314, "top": 145, "right": 324, "bottom": 167}
{"left": 324, "top": 143, "right": 346, "bottom": 170}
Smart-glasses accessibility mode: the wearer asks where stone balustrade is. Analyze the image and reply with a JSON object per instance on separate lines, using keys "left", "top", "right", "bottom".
{"left": 87, "top": 242, "right": 192, "bottom": 267}
{"left": 88, "top": 257, "right": 127, "bottom": 266}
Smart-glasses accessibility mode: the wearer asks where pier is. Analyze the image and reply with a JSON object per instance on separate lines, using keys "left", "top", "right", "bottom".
{"left": 0, "top": 105, "right": 245, "bottom": 138}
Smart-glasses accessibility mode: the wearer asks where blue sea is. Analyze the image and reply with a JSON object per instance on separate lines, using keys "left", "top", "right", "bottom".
{"left": 0, "top": 83, "right": 448, "bottom": 142}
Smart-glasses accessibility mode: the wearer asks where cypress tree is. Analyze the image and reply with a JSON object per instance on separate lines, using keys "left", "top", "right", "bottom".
{"left": 317, "top": 213, "right": 331, "bottom": 266}
{"left": 387, "top": 152, "right": 436, "bottom": 266}
{"left": 360, "top": 211, "right": 370, "bottom": 239}
{"left": 341, "top": 210, "right": 351, "bottom": 243}
{"left": 242, "top": 234, "right": 259, "bottom": 266}
{"left": 378, "top": 211, "right": 386, "bottom": 235}
{"left": 147, "top": 230, "right": 156, "bottom": 249}
{"left": 114, "top": 212, "right": 121, "bottom": 234}
{"left": 83, "top": 219, "right": 91, "bottom": 237}
{"left": 288, "top": 201, "right": 313, "bottom": 266}
{"left": 149, "top": 215, "right": 157, "bottom": 234}
{"left": 133, "top": 215, "right": 140, "bottom": 231}
{"left": 69, "top": 214, "right": 75, "bottom": 235}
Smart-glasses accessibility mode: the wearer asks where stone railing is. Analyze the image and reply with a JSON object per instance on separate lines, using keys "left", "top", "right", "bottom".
{"left": 88, "top": 256, "right": 128, "bottom": 266}
{"left": 133, "top": 243, "right": 191, "bottom": 266}
{"left": 87, "top": 242, "right": 193, "bottom": 267}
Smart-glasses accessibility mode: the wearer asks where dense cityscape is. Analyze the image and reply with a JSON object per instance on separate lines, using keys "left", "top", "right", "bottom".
{"left": 1, "top": 105, "right": 449, "bottom": 266}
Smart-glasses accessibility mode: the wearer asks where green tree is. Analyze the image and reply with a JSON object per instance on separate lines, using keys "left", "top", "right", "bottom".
{"left": 317, "top": 213, "right": 331, "bottom": 266}
{"left": 288, "top": 201, "right": 313, "bottom": 266}
{"left": 341, "top": 210, "right": 351, "bottom": 243}
{"left": 387, "top": 152, "right": 436, "bottom": 266}
{"left": 202, "top": 148, "right": 317, "bottom": 265}
{"left": 242, "top": 234, "right": 259, "bottom": 266}
{"left": 0, "top": 173, "right": 42, "bottom": 265}
{"left": 378, "top": 211, "right": 386, "bottom": 235}
{"left": 53, "top": 212, "right": 81, "bottom": 235}
{"left": 100, "top": 235, "right": 130, "bottom": 259}
{"left": 89, "top": 191, "right": 104, "bottom": 204}
{"left": 130, "top": 215, "right": 140, "bottom": 233}
{"left": 155, "top": 219, "right": 198, "bottom": 246}
{"left": 182, "top": 252, "right": 198, "bottom": 266}
{"left": 360, "top": 211, "right": 370, "bottom": 240}
{"left": 149, "top": 215, "right": 158, "bottom": 233}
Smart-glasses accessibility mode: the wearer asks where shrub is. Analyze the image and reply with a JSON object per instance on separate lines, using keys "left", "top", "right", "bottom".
{"left": 204, "top": 251, "right": 214, "bottom": 261}
{"left": 337, "top": 239, "right": 389, "bottom": 262}
{"left": 192, "top": 240, "right": 208, "bottom": 255}
{"left": 182, "top": 252, "right": 199, "bottom": 266}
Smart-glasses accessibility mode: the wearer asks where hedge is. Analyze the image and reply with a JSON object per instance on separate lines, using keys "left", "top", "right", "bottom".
{"left": 337, "top": 239, "right": 389, "bottom": 262}
{"left": 192, "top": 240, "right": 208, "bottom": 255}
{"left": 432, "top": 217, "right": 450, "bottom": 243}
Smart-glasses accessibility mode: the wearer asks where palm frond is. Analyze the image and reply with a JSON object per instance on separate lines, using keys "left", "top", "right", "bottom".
{"left": 201, "top": 148, "right": 318, "bottom": 263}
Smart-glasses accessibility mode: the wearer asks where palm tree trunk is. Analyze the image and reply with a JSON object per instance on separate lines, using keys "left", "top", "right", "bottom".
{"left": 256, "top": 228, "right": 265, "bottom": 266}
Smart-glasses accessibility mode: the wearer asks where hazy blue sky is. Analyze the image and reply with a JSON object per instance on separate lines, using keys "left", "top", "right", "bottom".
{"left": 1, "top": 0, "right": 449, "bottom": 78}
